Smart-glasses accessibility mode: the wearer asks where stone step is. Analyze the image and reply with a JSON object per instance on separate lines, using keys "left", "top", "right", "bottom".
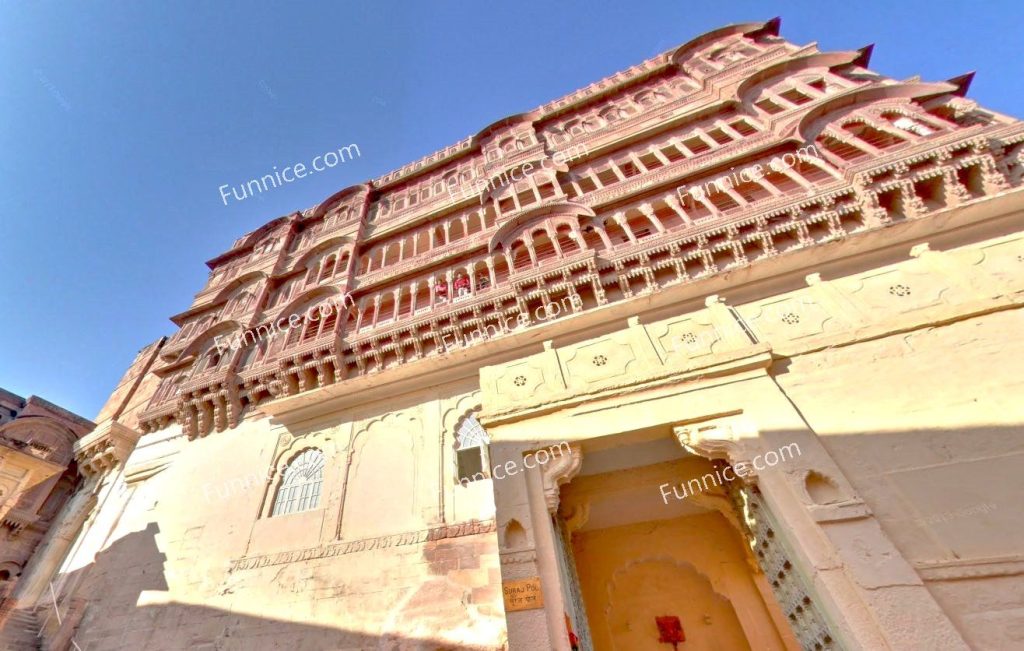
{"left": 0, "top": 634, "right": 41, "bottom": 651}
{"left": 0, "top": 608, "right": 42, "bottom": 651}
{"left": 4, "top": 612, "right": 38, "bottom": 624}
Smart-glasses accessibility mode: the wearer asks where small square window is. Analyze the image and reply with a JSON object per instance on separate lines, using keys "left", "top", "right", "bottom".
{"left": 457, "top": 447, "right": 486, "bottom": 483}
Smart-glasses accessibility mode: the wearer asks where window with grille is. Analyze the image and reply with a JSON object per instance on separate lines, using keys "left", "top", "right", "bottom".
{"left": 456, "top": 414, "right": 490, "bottom": 484}
{"left": 271, "top": 448, "right": 324, "bottom": 516}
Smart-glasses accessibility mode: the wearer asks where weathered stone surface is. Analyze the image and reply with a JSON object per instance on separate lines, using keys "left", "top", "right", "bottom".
{"left": 12, "top": 17, "right": 1024, "bottom": 651}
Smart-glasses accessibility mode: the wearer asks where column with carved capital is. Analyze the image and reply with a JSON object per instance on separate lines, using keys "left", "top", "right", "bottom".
{"left": 491, "top": 441, "right": 583, "bottom": 651}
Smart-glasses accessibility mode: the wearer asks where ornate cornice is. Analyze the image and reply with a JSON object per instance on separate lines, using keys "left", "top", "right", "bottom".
{"left": 73, "top": 421, "right": 141, "bottom": 479}
{"left": 138, "top": 20, "right": 1023, "bottom": 441}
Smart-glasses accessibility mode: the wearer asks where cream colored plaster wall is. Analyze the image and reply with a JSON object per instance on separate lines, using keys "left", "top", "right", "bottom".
{"left": 53, "top": 384, "right": 507, "bottom": 650}
{"left": 774, "top": 306, "right": 1024, "bottom": 649}
{"left": 479, "top": 226, "right": 1024, "bottom": 650}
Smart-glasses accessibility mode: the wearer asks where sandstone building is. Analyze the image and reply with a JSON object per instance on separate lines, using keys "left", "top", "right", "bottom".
{"left": 5, "top": 18, "right": 1024, "bottom": 650}
{"left": 0, "top": 388, "right": 95, "bottom": 648}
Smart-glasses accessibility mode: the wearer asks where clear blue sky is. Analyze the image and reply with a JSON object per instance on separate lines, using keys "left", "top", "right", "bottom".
{"left": 2, "top": 1, "right": 1021, "bottom": 420}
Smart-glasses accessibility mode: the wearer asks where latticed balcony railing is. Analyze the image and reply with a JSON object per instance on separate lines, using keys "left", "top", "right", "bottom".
{"left": 138, "top": 125, "right": 1022, "bottom": 440}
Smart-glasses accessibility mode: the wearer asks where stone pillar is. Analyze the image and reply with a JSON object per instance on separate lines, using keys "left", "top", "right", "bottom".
{"left": 491, "top": 442, "right": 582, "bottom": 651}
{"left": 639, "top": 203, "right": 666, "bottom": 233}
{"left": 673, "top": 413, "right": 970, "bottom": 651}
{"left": 11, "top": 421, "right": 141, "bottom": 610}
{"left": 10, "top": 479, "right": 99, "bottom": 609}
{"left": 486, "top": 259, "right": 497, "bottom": 289}
{"left": 614, "top": 212, "right": 637, "bottom": 243}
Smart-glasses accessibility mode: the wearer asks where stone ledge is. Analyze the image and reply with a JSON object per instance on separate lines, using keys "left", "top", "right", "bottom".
{"left": 228, "top": 519, "right": 496, "bottom": 571}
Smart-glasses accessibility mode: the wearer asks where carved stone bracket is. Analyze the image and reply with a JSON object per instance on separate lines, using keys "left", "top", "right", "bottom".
{"left": 539, "top": 443, "right": 583, "bottom": 513}
{"left": 672, "top": 418, "right": 762, "bottom": 484}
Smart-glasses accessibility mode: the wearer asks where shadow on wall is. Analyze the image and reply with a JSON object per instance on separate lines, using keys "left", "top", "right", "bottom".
{"left": 37, "top": 421, "right": 1023, "bottom": 650}
{"left": 42, "top": 523, "right": 501, "bottom": 651}
{"left": 488, "top": 422, "right": 1022, "bottom": 649}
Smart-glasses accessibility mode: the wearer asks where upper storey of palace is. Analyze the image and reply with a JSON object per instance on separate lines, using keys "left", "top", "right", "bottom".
{"left": 137, "top": 18, "right": 1024, "bottom": 438}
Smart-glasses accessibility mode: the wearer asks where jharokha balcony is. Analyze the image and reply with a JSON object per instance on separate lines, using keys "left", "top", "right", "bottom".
{"left": 137, "top": 19, "right": 1024, "bottom": 439}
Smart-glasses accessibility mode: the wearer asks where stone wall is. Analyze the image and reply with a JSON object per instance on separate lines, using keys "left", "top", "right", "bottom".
{"left": 477, "top": 218, "right": 1024, "bottom": 649}
{"left": 776, "top": 307, "right": 1024, "bottom": 649}
{"left": 57, "top": 382, "right": 508, "bottom": 650}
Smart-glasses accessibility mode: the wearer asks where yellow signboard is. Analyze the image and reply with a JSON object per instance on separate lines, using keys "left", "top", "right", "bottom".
{"left": 502, "top": 577, "right": 544, "bottom": 612}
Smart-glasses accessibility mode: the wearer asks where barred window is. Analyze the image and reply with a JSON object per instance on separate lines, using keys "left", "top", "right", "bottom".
{"left": 271, "top": 448, "right": 324, "bottom": 516}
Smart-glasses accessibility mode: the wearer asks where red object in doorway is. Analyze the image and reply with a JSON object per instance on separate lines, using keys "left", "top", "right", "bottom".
{"left": 565, "top": 613, "right": 580, "bottom": 650}
{"left": 656, "top": 616, "right": 685, "bottom": 649}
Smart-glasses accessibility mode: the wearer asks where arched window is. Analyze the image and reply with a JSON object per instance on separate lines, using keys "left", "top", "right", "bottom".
{"left": 275, "top": 280, "right": 294, "bottom": 307}
{"left": 229, "top": 290, "right": 253, "bottom": 314}
{"left": 271, "top": 448, "right": 324, "bottom": 516}
{"left": 319, "top": 255, "right": 336, "bottom": 282}
{"left": 842, "top": 120, "right": 905, "bottom": 150}
{"left": 510, "top": 241, "right": 532, "bottom": 272}
{"left": 455, "top": 414, "right": 490, "bottom": 485}
{"left": 556, "top": 224, "right": 580, "bottom": 255}
{"left": 204, "top": 349, "right": 223, "bottom": 373}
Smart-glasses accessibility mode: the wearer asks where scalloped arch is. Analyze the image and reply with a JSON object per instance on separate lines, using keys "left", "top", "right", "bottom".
{"left": 796, "top": 81, "right": 960, "bottom": 141}
{"left": 488, "top": 202, "right": 596, "bottom": 252}
{"left": 605, "top": 555, "right": 731, "bottom": 606}
{"left": 349, "top": 412, "right": 421, "bottom": 469}
{"left": 735, "top": 50, "right": 868, "bottom": 105}
{"left": 0, "top": 418, "right": 77, "bottom": 460}
{"left": 441, "top": 392, "right": 482, "bottom": 432}
{"left": 290, "top": 235, "right": 354, "bottom": 271}
{"left": 210, "top": 271, "right": 267, "bottom": 307}
{"left": 309, "top": 183, "right": 371, "bottom": 220}
{"left": 273, "top": 284, "right": 350, "bottom": 324}
{"left": 223, "top": 216, "right": 293, "bottom": 261}
{"left": 179, "top": 319, "right": 244, "bottom": 360}
{"left": 471, "top": 112, "right": 540, "bottom": 145}
{"left": 669, "top": 18, "right": 780, "bottom": 68}
{"left": 272, "top": 443, "right": 324, "bottom": 474}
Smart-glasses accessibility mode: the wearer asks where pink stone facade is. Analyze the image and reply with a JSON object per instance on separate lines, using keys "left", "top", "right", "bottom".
{"left": 138, "top": 19, "right": 1020, "bottom": 442}
{"left": 8, "top": 18, "right": 1024, "bottom": 651}
{"left": 0, "top": 390, "right": 94, "bottom": 635}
